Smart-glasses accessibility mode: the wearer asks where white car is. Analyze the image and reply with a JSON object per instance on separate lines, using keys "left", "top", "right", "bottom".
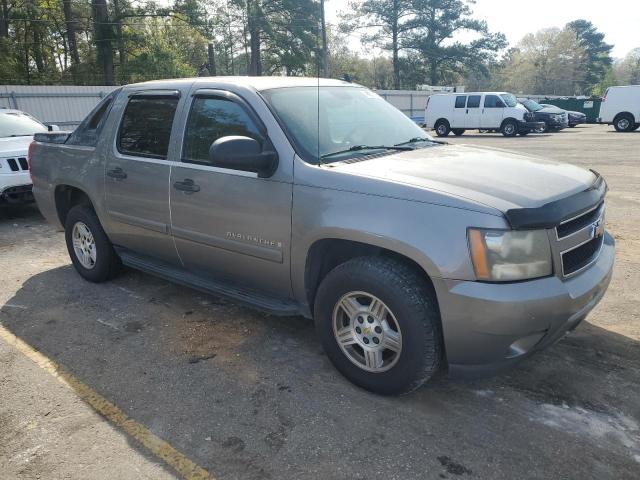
{"left": 598, "top": 85, "right": 640, "bottom": 132}
{"left": 0, "top": 109, "right": 50, "bottom": 203}
{"left": 424, "top": 92, "right": 543, "bottom": 137}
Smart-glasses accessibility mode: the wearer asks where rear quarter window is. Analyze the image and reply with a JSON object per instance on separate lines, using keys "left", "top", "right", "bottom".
{"left": 66, "top": 88, "right": 121, "bottom": 147}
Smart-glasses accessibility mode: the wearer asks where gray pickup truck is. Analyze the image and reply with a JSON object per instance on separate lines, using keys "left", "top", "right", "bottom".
{"left": 30, "top": 77, "right": 614, "bottom": 395}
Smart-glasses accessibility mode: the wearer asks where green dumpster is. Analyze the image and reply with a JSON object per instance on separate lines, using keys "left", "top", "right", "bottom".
{"left": 540, "top": 97, "right": 602, "bottom": 123}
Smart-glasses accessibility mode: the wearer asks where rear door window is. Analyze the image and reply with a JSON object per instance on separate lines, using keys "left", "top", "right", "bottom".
{"left": 117, "top": 96, "right": 179, "bottom": 159}
{"left": 467, "top": 95, "right": 481, "bottom": 108}
{"left": 455, "top": 96, "right": 467, "bottom": 108}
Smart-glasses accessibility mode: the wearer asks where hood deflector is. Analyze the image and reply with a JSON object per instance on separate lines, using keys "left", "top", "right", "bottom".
{"left": 504, "top": 171, "right": 607, "bottom": 229}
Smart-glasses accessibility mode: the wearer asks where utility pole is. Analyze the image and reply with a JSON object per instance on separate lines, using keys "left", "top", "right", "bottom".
{"left": 208, "top": 42, "right": 217, "bottom": 76}
{"left": 320, "top": 0, "right": 329, "bottom": 77}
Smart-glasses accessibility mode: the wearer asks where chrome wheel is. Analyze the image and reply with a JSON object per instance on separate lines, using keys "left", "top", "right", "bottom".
{"left": 436, "top": 124, "right": 447, "bottom": 136}
{"left": 332, "top": 291, "right": 402, "bottom": 373}
{"left": 72, "top": 221, "right": 97, "bottom": 269}
{"left": 617, "top": 118, "right": 630, "bottom": 131}
{"left": 504, "top": 123, "right": 516, "bottom": 135}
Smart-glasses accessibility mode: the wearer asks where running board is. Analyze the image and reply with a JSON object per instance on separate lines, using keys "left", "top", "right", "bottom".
{"left": 115, "top": 248, "right": 301, "bottom": 317}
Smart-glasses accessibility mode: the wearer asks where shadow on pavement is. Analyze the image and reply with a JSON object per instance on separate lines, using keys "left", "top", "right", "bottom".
{"left": 2, "top": 265, "right": 639, "bottom": 480}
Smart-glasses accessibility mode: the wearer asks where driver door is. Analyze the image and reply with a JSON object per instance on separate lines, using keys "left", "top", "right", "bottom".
{"left": 169, "top": 89, "right": 293, "bottom": 297}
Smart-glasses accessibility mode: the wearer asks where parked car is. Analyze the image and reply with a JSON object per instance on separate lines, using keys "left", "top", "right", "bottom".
{"left": 30, "top": 78, "right": 614, "bottom": 395}
{"left": 540, "top": 104, "right": 587, "bottom": 128}
{"left": 425, "top": 92, "right": 543, "bottom": 137}
{"left": 598, "top": 85, "right": 640, "bottom": 132}
{"left": 518, "top": 99, "right": 569, "bottom": 132}
{"left": 0, "top": 109, "right": 54, "bottom": 203}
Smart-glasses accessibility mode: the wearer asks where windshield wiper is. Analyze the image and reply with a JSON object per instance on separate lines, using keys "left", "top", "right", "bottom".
{"left": 321, "top": 144, "right": 414, "bottom": 160}
{"left": 395, "top": 137, "right": 433, "bottom": 146}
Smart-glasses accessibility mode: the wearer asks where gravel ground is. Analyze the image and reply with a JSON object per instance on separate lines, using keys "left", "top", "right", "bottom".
{"left": 1, "top": 124, "right": 638, "bottom": 479}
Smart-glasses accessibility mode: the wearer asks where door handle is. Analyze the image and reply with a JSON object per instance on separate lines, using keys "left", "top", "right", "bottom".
{"left": 107, "top": 167, "right": 127, "bottom": 180}
{"left": 173, "top": 178, "right": 201, "bottom": 194}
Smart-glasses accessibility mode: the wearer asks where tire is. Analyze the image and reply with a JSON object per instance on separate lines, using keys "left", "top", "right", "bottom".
{"left": 633, "top": 123, "right": 640, "bottom": 131}
{"left": 614, "top": 113, "right": 635, "bottom": 132}
{"left": 314, "top": 256, "right": 442, "bottom": 395}
{"left": 501, "top": 119, "right": 518, "bottom": 137}
{"left": 519, "top": 131, "right": 529, "bottom": 136}
{"left": 65, "top": 204, "right": 121, "bottom": 283}
{"left": 452, "top": 129, "right": 465, "bottom": 136}
{"left": 434, "top": 120, "right": 450, "bottom": 137}
{"left": 569, "top": 125, "right": 576, "bottom": 128}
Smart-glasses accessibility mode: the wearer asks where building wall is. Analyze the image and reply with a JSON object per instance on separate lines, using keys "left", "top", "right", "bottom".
{"left": 0, "top": 85, "right": 118, "bottom": 128}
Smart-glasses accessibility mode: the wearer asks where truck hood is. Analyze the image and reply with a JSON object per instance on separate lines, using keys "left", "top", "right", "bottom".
{"left": 0, "top": 136, "right": 33, "bottom": 156}
{"left": 332, "top": 144, "right": 597, "bottom": 213}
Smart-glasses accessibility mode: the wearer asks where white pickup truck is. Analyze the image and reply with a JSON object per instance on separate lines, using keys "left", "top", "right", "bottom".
{"left": 0, "top": 109, "right": 50, "bottom": 203}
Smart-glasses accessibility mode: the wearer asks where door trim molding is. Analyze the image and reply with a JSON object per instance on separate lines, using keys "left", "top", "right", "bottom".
{"left": 108, "top": 211, "right": 170, "bottom": 235}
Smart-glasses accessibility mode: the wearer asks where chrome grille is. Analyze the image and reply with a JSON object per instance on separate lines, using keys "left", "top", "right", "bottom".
{"left": 555, "top": 203, "right": 606, "bottom": 278}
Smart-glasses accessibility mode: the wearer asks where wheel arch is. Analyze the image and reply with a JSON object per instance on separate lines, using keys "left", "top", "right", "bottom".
{"left": 54, "top": 184, "right": 96, "bottom": 226}
{"left": 614, "top": 111, "right": 636, "bottom": 123}
{"left": 302, "top": 236, "right": 440, "bottom": 318}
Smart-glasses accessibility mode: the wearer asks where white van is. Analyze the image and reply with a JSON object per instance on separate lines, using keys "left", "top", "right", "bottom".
{"left": 425, "top": 92, "right": 543, "bottom": 137}
{"left": 598, "top": 85, "right": 640, "bottom": 132}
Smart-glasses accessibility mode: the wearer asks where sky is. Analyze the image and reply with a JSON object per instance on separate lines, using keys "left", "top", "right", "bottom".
{"left": 325, "top": 0, "right": 640, "bottom": 59}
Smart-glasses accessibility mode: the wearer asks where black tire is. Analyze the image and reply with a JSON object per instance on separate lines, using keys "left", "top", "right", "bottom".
{"left": 314, "top": 257, "right": 442, "bottom": 395}
{"left": 614, "top": 113, "right": 635, "bottom": 132}
{"left": 633, "top": 123, "right": 640, "bottom": 131}
{"left": 452, "top": 129, "right": 465, "bottom": 136}
{"left": 519, "top": 131, "right": 529, "bottom": 136}
{"left": 501, "top": 119, "right": 518, "bottom": 137}
{"left": 569, "top": 125, "right": 576, "bottom": 128}
{"left": 434, "top": 119, "right": 450, "bottom": 137}
{"left": 65, "top": 204, "right": 121, "bottom": 283}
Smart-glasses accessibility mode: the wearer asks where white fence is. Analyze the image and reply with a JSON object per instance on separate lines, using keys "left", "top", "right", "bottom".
{"left": 0, "top": 85, "right": 118, "bottom": 128}
{"left": 375, "top": 90, "right": 431, "bottom": 122}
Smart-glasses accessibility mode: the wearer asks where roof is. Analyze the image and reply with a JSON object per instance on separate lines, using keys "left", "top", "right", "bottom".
{"left": 431, "top": 91, "right": 510, "bottom": 96}
{"left": 122, "top": 76, "right": 358, "bottom": 92}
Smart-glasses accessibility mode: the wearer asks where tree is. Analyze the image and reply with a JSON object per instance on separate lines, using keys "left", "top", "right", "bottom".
{"left": 615, "top": 48, "right": 640, "bottom": 86}
{"left": 406, "top": 0, "right": 507, "bottom": 85}
{"left": 344, "top": 0, "right": 414, "bottom": 89}
{"left": 566, "top": 20, "right": 613, "bottom": 93}
{"left": 501, "top": 28, "right": 587, "bottom": 95}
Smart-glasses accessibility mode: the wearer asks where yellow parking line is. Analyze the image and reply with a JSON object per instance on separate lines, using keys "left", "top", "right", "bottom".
{"left": 0, "top": 324, "right": 212, "bottom": 480}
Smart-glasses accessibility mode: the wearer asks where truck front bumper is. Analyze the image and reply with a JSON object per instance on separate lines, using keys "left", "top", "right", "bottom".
{"left": 518, "top": 121, "right": 545, "bottom": 133}
{"left": 1, "top": 171, "right": 33, "bottom": 202}
{"left": 433, "top": 232, "right": 615, "bottom": 378}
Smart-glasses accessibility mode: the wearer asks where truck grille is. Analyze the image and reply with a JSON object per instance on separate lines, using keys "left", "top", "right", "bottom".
{"left": 556, "top": 203, "right": 606, "bottom": 277}
{"left": 2, "top": 157, "right": 29, "bottom": 172}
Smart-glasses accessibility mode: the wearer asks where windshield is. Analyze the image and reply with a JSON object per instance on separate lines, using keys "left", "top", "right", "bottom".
{"left": 520, "top": 99, "right": 543, "bottom": 112}
{"left": 261, "top": 86, "right": 433, "bottom": 163}
{"left": 500, "top": 94, "right": 518, "bottom": 107}
{"left": 0, "top": 112, "right": 47, "bottom": 138}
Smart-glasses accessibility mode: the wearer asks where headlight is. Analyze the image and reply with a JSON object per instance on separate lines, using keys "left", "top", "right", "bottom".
{"left": 468, "top": 228, "right": 552, "bottom": 282}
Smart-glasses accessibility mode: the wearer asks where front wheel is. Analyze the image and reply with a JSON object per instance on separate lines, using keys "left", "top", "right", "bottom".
{"left": 65, "top": 204, "right": 121, "bottom": 283}
{"left": 501, "top": 120, "right": 518, "bottom": 137}
{"left": 314, "top": 257, "right": 442, "bottom": 395}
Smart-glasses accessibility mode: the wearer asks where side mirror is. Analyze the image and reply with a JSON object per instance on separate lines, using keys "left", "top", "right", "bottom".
{"left": 208, "top": 136, "right": 278, "bottom": 178}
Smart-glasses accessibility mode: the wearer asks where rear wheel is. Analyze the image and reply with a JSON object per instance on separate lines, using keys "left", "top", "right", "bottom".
{"left": 452, "top": 129, "right": 465, "bottom": 136}
{"left": 434, "top": 120, "right": 450, "bottom": 137}
{"left": 501, "top": 119, "right": 518, "bottom": 137}
{"left": 314, "top": 257, "right": 442, "bottom": 395}
{"left": 65, "top": 205, "right": 121, "bottom": 282}
{"left": 614, "top": 113, "right": 635, "bottom": 132}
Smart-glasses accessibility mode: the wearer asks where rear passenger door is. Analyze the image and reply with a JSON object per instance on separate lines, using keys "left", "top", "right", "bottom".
{"left": 169, "top": 89, "right": 293, "bottom": 297}
{"left": 104, "top": 90, "right": 184, "bottom": 264}
{"left": 465, "top": 95, "right": 482, "bottom": 129}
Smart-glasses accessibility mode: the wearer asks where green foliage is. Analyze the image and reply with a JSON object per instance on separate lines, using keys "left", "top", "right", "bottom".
{"left": 566, "top": 20, "right": 613, "bottom": 92}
